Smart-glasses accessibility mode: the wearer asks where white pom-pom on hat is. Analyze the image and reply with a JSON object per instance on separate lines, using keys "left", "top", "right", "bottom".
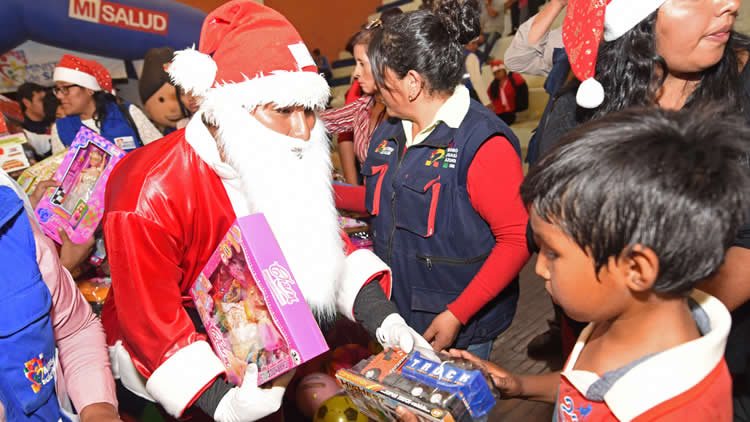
{"left": 576, "top": 77, "right": 605, "bottom": 109}
{"left": 167, "top": 46, "right": 217, "bottom": 96}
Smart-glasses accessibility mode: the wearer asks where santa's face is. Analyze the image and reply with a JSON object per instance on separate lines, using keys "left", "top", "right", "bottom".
{"left": 212, "top": 102, "right": 342, "bottom": 323}
{"left": 250, "top": 104, "right": 317, "bottom": 141}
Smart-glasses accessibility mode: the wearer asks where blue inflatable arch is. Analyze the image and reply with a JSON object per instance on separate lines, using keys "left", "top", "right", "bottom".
{"left": 0, "top": 0, "right": 205, "bottom": 60}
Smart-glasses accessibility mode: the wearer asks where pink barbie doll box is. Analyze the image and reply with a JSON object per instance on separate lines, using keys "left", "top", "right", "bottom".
{"left": 190, "top": 213, "right": 329, "bottom": 386}
{"left": 34, "top": 127, "right": 125, "bottom": 244}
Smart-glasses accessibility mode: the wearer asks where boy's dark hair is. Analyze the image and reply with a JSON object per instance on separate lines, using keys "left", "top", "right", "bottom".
{"left": 16, "top": 82, "right": 47, "bottom": 114}
{"left": 521, "top": 106, "right": 750, "bottom": 295}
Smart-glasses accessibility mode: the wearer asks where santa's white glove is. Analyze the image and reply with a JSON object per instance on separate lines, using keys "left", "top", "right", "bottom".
{"left": 213, "top": 364, "right": 285, "bottom": 422}
{"left": 376, "top": 313, "right": 433, "bottom": 353}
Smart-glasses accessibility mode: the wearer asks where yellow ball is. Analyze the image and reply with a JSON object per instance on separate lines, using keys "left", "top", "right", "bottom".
{"left": 312, "top": 394, "right": 368, "bottom": 422}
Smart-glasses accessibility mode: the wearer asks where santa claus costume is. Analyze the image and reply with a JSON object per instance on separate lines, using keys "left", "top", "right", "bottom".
{"left": 101, "top": 1, "right": 428, "bottom": 421}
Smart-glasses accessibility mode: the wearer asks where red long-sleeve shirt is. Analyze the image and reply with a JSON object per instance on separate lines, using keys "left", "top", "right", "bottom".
{"left": 334, "top": 136, "right": 529, "bottom": 324}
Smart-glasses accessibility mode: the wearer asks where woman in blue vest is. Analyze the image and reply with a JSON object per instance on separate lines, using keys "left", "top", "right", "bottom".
{"left": 49, "top": 54, "right": 162, "bottom": 154}
{"left": 0, "top": 171, "right": 119, "bottom": 422}
{"left": 358, "top": 0, "right": 530, "bottom": 360}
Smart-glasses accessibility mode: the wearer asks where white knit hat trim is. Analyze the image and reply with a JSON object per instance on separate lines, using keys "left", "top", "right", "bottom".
{"left": 604, "top": 0, "right": 667, "bottom": 41}
{"left": 168, "top": 46, "right": 330, "bottom": 120}
{"left": 201, "top": 71, "right": 330, "bottom": 125}
{"left": 53, "top": 67, "right": 101, "bottom": 92}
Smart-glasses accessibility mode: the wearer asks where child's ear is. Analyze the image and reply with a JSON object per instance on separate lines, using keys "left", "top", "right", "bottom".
{"left": 621, "top": 244, "right": 659, "bottom": 292}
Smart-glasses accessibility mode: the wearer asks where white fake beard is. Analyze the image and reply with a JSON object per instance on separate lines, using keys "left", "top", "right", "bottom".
{"left": 214, "top": 107, "right": 343, "bottom": 323}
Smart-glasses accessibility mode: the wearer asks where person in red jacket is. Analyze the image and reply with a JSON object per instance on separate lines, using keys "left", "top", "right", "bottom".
{"left": 101, "top": 1, "right": 429, "bottom": 421}
{"left": 487, "top": 59, "right": 526, "bottom": 125}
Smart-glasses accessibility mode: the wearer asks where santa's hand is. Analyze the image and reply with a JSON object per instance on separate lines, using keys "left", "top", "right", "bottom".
{"left": 376, "top": 313, "right": 433, "bottom": 353}
{"left": 213, "top": 364, "right": 286, "bottom": 422}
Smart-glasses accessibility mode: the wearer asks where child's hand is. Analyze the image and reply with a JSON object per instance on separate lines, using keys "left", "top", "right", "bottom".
{"left": 30, "top": 179, "right": 59, "bottom": 209}
{"left": 396, "top": 406, "right": 419, "bottom": 422}
{"left": 448, "top": 349, "right": 523, "bottom": 398}
{"left": 58, "top": 228, "right": 95, "bottom": 273}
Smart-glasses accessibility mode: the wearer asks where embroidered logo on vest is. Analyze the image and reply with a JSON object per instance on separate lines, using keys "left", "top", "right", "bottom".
{"left": 375, "top": 140, "right": 394, "bottom": 156}
{"left": 24, "top": 353, "right": 56, "bottom": 393}
{"left": 425, "top": 142, "right": 458, "bottom": 169}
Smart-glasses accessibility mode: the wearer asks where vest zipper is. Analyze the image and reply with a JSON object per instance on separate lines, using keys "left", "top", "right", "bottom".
{"left": 416, "top": 252, "right": 491, "bottom": 270}
{"left": 387, "top": 145, "right": 409, "bottom": 265}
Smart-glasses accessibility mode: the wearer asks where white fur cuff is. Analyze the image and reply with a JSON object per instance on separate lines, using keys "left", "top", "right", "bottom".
{"left": 336, "top": 249, "right": 391, "bottom": 321}
{"left": 145, "top": 341, "right": 226, "bottom": 417}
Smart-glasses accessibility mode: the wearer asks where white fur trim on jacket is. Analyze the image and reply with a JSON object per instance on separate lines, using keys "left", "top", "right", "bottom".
{"left": 336, "top": 248, "right": 391, "bottom": 321}
{"left": 145, "top": 341, "right": 226, "bottom": 418}
{"left": 604, "top": 0, "right": 666, "bottom": 41}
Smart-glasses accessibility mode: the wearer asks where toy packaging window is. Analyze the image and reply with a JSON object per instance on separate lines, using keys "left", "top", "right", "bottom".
{"left": 35, "top": 127, "right": 125, "bottom": 244}
{"left": 336, "top": 348, "right": 497, "bottom": 422}
{"left": 191, "top": 214, "right": 328, "bottom": 386}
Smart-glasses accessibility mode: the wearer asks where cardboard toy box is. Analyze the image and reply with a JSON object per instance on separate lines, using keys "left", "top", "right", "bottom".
{"left": 17, "top": 151, "right": 66, "bottom": 194}
{"left": 336, "top": 348, "right": 495, "bottom": 422}
{"left": 0, "top": 132, "right": 30, "bottom": 173}
{"left": 190, "top": 213, "right": 329, "bottom": 386}
{"left": 34, "top": 127, "right": 125, "bottom": 244}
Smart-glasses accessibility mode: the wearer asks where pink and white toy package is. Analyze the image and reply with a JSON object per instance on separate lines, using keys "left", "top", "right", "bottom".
{"left": 190, "top": 213, "right": 329, "bottom": 386}
{"left": 34, "top": 127, "right": 125, "bottom": 244}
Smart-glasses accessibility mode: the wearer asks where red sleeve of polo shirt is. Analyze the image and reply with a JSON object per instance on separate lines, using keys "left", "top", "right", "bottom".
{"left": 333, "top": 183, "right": 368, "bottom": 213}
{"left": 446, "top": 136, "right": 530, "bottom": 324}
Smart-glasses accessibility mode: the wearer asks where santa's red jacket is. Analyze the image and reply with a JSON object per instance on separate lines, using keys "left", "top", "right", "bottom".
{"left": 101, "top": 123, "right": 389, "bottom": 417}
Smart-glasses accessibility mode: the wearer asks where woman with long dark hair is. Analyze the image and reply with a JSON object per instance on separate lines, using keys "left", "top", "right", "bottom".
{"left": 320, "top": 13, "right": 398, "bottom": 185}
{"left": 50, "top": 55, "right": 161, "bottom": 154}
{"left": 535, "top": 1, "right": 750, "bottom": 419}
{"left": 337, "top": 0, "right": 530, "bottom": 361}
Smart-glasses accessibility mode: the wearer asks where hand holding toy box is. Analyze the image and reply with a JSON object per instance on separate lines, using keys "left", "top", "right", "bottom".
{"left": 336, "top": 348, "right": 496, "bottom": 422}
{"left": 190, "top": 213, "right": 329, "bottom": 386}
{"left": 17, "top": 151, "right": 67, "bottom": 194}
{"left": 34, "top": 127, "right": 125, "bottom": 244}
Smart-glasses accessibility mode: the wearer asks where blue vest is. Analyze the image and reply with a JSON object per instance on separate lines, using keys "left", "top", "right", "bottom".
{"left": 56, "top": 101, "right": 142, "bottom": 152}
{"left": 0, "top": 187, "right": 62, "bottom": 422}
{"left": 362, "top": 100, "right": 521, "bottom": 348}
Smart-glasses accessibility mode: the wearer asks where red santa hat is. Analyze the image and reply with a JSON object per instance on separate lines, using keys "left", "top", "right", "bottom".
{"left": 563, "top": 0, "right": 666, "bottom": 108}
{"left": 167, "top": 0, "right": 329, "bottom": 116}
{"left": 54, "top": 55, "right": 114, "bottom": 95}
{"left": 490, "top": 59, "right": 506, "bottom": 73}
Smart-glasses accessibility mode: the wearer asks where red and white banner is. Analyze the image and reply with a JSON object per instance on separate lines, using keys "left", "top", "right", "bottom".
{"left": 68, "top": 0, "right": 169, "bottom": 35}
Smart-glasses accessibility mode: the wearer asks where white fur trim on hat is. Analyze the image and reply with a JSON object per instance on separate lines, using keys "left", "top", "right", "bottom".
{"left": 53, "top": 67, "right": 101, "bottom": 91}
{"left": 577, "top": 77, "right": 605, "bottom": 109}
{"left": 168, "top": 47, "right": 218, "bottom": 96}
{"left": 604, "top": 0, "right": 666, "bottom": 41}
{"left": 201, "top": 71, "right": 330, "bottom": 124}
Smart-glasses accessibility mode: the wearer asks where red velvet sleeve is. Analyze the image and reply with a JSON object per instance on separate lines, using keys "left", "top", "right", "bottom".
{"left": 104, "top": 211, "right": 206, "bottom": 377}
{"left": 446, "top": 136, "right": 530, "bottom": 324}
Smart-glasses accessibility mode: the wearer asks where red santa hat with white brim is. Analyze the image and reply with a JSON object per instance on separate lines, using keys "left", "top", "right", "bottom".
{"left": 54, "top": 54, "right": 115, "bottom": 95}
{"left": 167, "top": 0, "right": 329, "bottom": 118}
{"left": 563, "top": 0, "right": 666, "bottom": 109}
{"left": 490, "top": 59, "right": 506, "bottom": 73}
